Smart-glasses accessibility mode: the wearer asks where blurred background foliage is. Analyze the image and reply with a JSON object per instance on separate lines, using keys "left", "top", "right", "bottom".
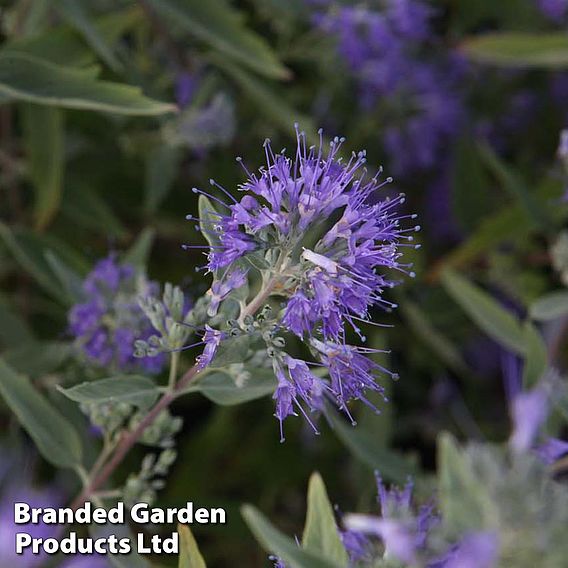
{"left": 1, "top": 0, "right": 568, "bottom": 566}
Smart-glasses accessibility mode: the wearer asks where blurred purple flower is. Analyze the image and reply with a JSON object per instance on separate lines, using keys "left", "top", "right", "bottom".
{"left": 316, "top": 1, "right": 466, "bottom": 176}
{"left": 68, "top": 255, "right": 166, "bottom": 374}
{"left": 62, "top": 556, "right": 111, "bottom": 568}
{"left": 509, "top": 386, "right": 549, "bottom": 453}
{"left": 175, "top": 72, "right": 198, "bottom": 108}
{"left": 432, "top": 531, "right": 499, "bottom": 568}
{"left": 537, "top": 0, "right": 568, "bottom": 21}
{"left": 0, "top": 486, "right": 61, "bottom": 567}
{"left": 535, "top": 437, "right": 568, "bottom": 464}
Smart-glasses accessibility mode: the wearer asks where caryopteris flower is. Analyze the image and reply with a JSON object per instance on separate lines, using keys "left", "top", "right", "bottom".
{"left": 188, "top": 126, "right": 418, "bottom": 439}
{"left": 68, "top": 255, "right": 166, "bottom": 374}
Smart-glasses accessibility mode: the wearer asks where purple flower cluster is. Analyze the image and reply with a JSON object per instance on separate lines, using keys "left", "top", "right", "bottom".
{"left": 191, "top": 127, "right": 417, "bottom": 439}
{"left": 344, "top": 474, "right": 438, "bottom": 565}
{"left": 537, "top": 0, "right": 568, "bottom": 21}
{"left": 68, "top": 255, "right": 166, "bottom": 374}
{"left": 315, "top": 1, "right": 466, "bottom": 176}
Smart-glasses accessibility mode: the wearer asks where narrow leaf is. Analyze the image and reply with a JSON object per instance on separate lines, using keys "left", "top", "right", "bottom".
{"left": 437, "top": 433, "right": 496, "bottom": 536}
{"left": 0, "top": 358, "right": 82, "bottom": 468}
{"left": 462, "top": 32, "right": 568, "bottom": 68}
{"left": 441, "top": 269, "right": 525, "bottom": 354}
{"left": 326, "top": 408, "right": 416, "bottom": 482}
{"left": 242, "top": 505, "right": 344, "bottom": 568}
{"left": 50, "top": 0, "right": 122, "bottom": 71}
{"left": 123, "top": 228, "right": 156, "bottom": 268}
{"left": 0, "top": 53, "right": 175, "bottom": 115}
{"left": 59, "top": 376, "right": 160, "bottom": 410}
{"left": 302, "top": 473, "right": 348, "bottom": 565}
{"left": 186, "top": 369, "right": 276, "bottom": 406}
{"left": 212, "top": 57, "right": 317, "bottom": 141}
{"left": 3, "top": 8, "right": 141, "bottom": 67}
{"left": 178, "top": 524, "right": 207, "bottom": 568}
{"left": 22, "top": 103, "right": 64, "bottom": 231}
{"left": 529, "top": 291, "right": 568, "bottom": 321}
{"left": 145, "top": 0, "right": 289, "bottom": 79}
{"left": 145, "top": 144, "right": 182, "bottom": 213}
{"left": 522, "top": 322, "right": 548, "bottom": 388}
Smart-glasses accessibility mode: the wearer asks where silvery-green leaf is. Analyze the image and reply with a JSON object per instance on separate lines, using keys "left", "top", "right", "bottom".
{"left": 178, "top": 524, "right": 207, "bottom": 568}
{"left": 302, "top": 473, "right": 348, "bottom": 565}
{"left": 327, "top": 407, "right": 416, "bottom": 483}
{"left": 522, "top": 321, "right": 548, "bottom": 388}
{"left": 441, "top": 268, "right": 524, "bottom": 354}
{"left": 187, "top": 368, "right": 276, "bottom": 405}
{"left": 59, "top": 376, "right": 160, "bottom": 410}
{"left": 242, "top": 505, "right": 344, "bottom": 568}
{"left": 0, "top": 358, "right": 82, "bottom": 468}
{"left": 529, "top": 291, "right": 568, "bottom": 321}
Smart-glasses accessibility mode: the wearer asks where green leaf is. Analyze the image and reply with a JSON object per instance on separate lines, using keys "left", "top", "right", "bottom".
{"left": 210, "top": 335, "right": 250, "bottom": 367}
{"left": 478, "top": 143, "right": 547, "bottom": 229}
{"left": 462, "top": 32, "right": 568, "bottom": 68}
{"left": 44, "top": 250, "right": 85, "bottom": 304}
{"left": 326, "top": 407, "right": 416, "bottom": 483}
{"left": 49, "top": 0, "right": 122, "bottom": 71}
{"left": 91, "top": 522, "right": 149, "bottom": 568}
{"left": 198, "top": 194, "right": 221, "bottom": 250}
{"left": 0, "top": 52, "right": 175, "bottom": 115}
{"left": 451, "top": 136, "right": 492, "bottom": 232}
{"left": 0, "top": 358, "right": 82, "bottom": 468}
{"left": 437, "top": 433, "right": 496, "bottom": 536}
{"left": 145, "top": 0, "right": 288, "bottom": 80}
{"left": 441, "top": 269, "right": 524, "bottom": 354}
{"left": 4, "top": 341, "right": 72, "bottom": 378}
{"left": 431, "top": 178, "right": 564, "bottom": 276}
{"left": 401, "top": 300, "right": 476, "bottom": 381}
{"left": 145, "top": 144, "right": 182, "bottom": 213}
{"left": 187, "top": 368, "right": 276, "bottom": 406}
{"left": 21, "top": 103, "right": 65, "bottom": 231}
{"left": 178, "top": 524, "right": 207, "bottom": 568}
{"left": 0, "top": 295, "right": 34, "bottom": 348}
{"left": 302, "top": 473, "right": 348, "bottom": 565}
{"left": 123, "top": 228, "right": 156, "bottom": 268}
{"left": 242, "top": 505, "right": 344, "bottom": 568}
{"left": 522, "top": 321, "right": 548, "bottom": 388}
{"left": 59, "top": 376, "right": 160, "bottom": 410}
{"left": 0, "top": 221, "right": 87, "bottom": 305}
{"left": 214, "top": 59, "right": 316, "bottom": 140}
{"left": 60, "top": 183, "right": 128, "bottom": 239}
{"left": 529, "top": 291, "right": 568, "bottom": 321}
{"left": 3, "top": 8, "right": 141, "bottom": 67}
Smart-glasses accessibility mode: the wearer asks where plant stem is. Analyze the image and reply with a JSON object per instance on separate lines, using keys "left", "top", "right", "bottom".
{"left": 71, "top": 365, "right": 199, "bottom": 509}
{"left": 168, "top": 351, "right": 180, "bottom": 391}
{"left": 71, "top": 265, "right": 282, "bottom": 509}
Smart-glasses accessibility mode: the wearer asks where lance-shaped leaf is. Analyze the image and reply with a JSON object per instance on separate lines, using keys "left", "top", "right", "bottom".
{"left": 242, "top": 505, "right": 344, "bottom": 568}
{"left": 145, "top": 0, "right": 289, "bottom": 80}
{"left": 441, "top": 269, "right": 524, "bottom": 354}
{"left": 529, "top": 291, "right": 568, "bottom": 321}
{"left": 302, "top": 473, "right": 348, "bottom": 565}
{"left": 178, "top": 524, "right": 207, "bottom": 568}
{"left": 3, "top": 8, "right": 141, "bottom": 67}
{"left": 327, "top": 407, "right": 416, "bottom": 483}
{"left": 49, "top": 0, "right": 122, "bottom": 71}
{"left": 185, "top": 369, "right": 277, "bottom": 406}
{"left": 59, "top": 376, "right": 160, "bottom": 410}
{"left": 123, "top": 228, "right": 156, "bottom": 268}
{"left": 0, "top": 53, "right": 175, "bottom": 115}
{"left": 0, "top": 358, "right": 82, "bottom": 468}
{"left": 462, "top": 32, "right": 568, "bottom": 69}
{"left": 22, "top": 103, "right": 65, "bottom": 231}
{"left": 437, "top": 433, "right": 497, "bottom": 537}
{"left": 522, "top": 322, "right": 548, "bottom": 388}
